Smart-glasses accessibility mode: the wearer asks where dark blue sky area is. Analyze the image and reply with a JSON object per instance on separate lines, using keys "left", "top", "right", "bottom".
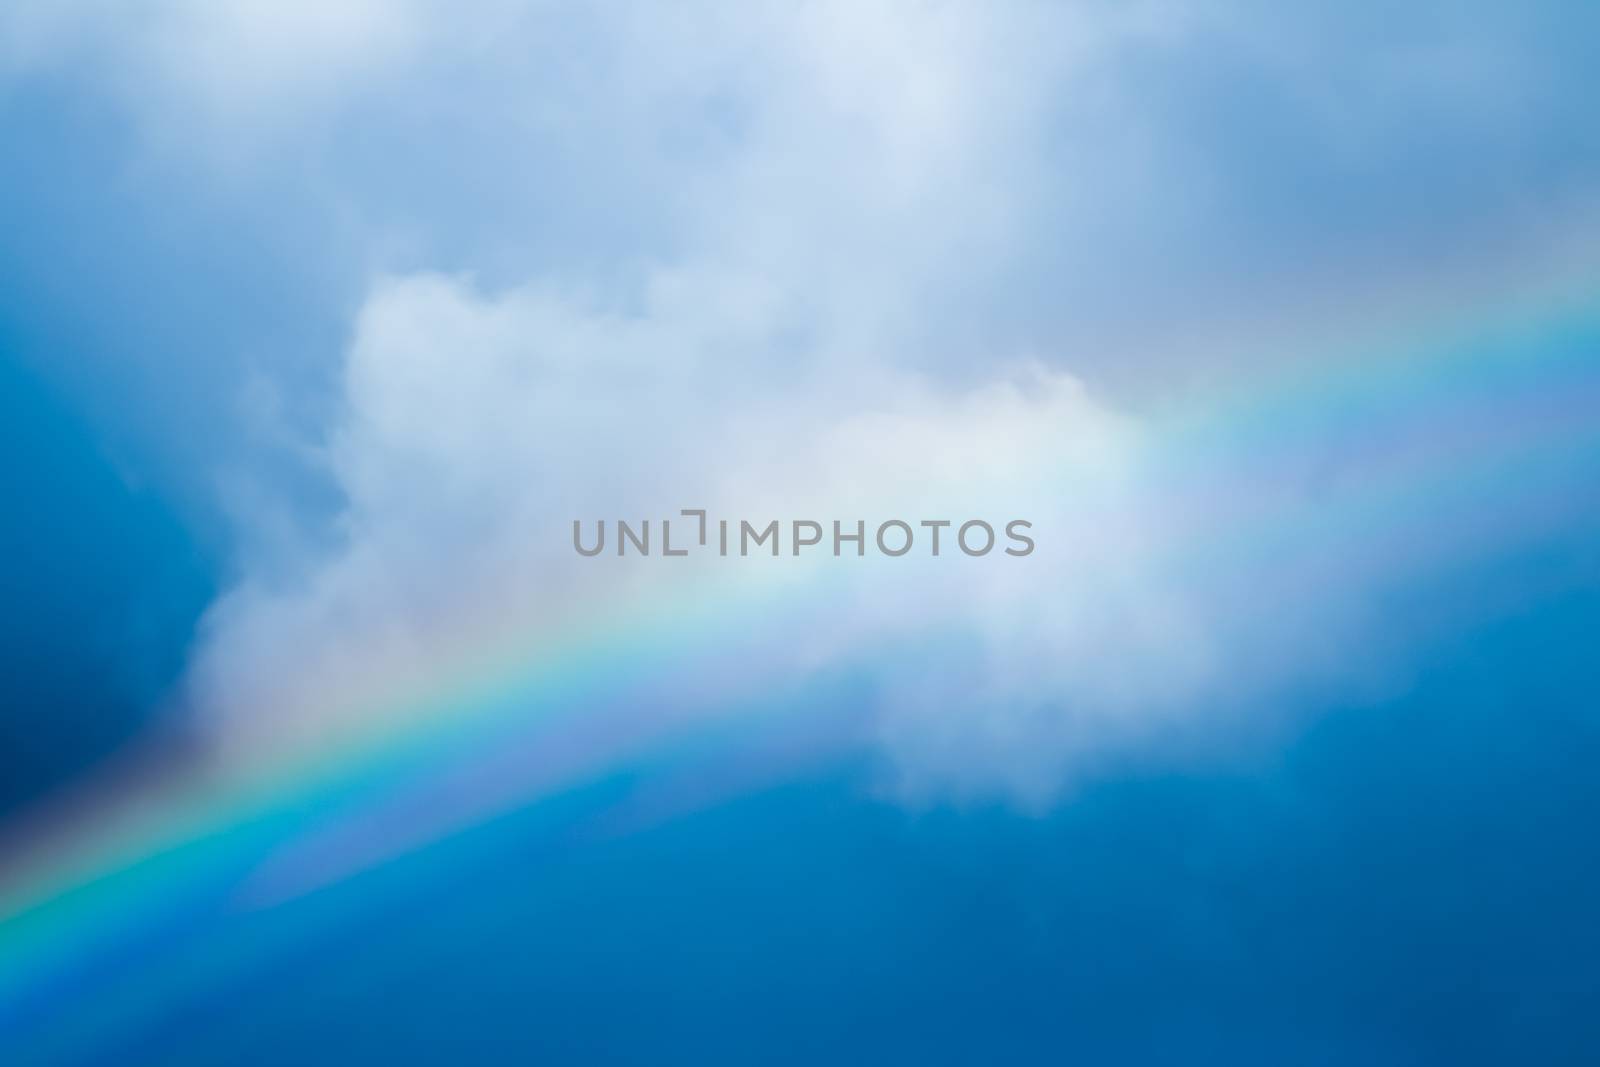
{"left": 0, "top": 354, "right": 212, "bottom": 815}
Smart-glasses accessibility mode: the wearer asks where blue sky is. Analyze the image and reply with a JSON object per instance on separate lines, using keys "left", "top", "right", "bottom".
{"left": 2, "top": 3, "right": 1599, "bottom": 1063}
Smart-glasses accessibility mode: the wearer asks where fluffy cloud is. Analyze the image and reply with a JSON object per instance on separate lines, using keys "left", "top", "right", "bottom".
{"left": 187, "top": 272, "right": 1151, "bottom": 785}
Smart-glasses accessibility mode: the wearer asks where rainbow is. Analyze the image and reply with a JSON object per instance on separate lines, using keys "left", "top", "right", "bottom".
{"left": 2, "top": 280, "right": 1597, "bottom": 1056}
